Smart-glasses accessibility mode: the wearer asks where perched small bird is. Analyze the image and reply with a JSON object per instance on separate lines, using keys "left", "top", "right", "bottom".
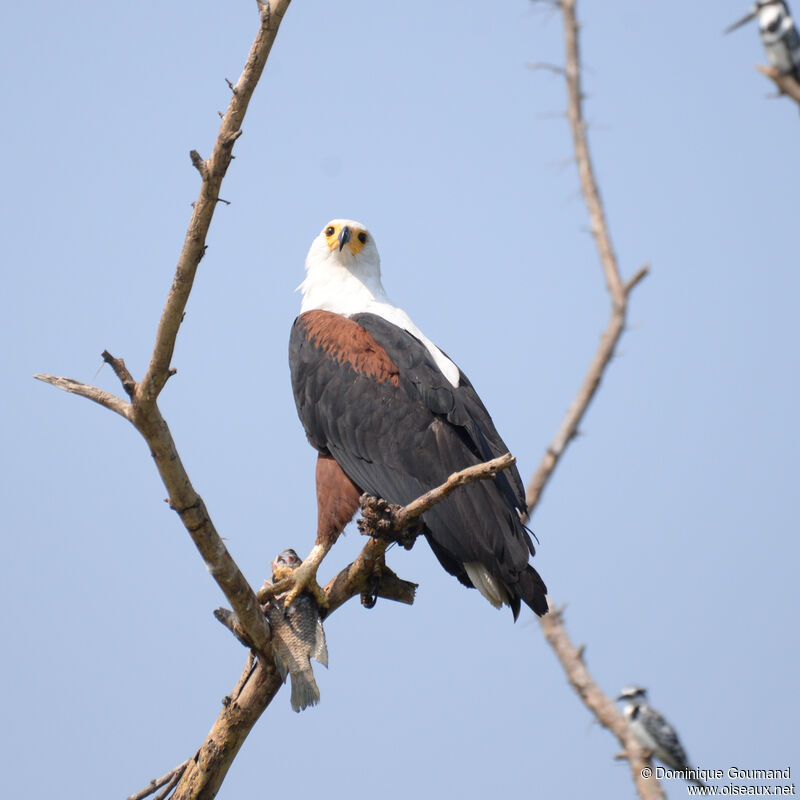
{"left": 725, "top": 0, "right": 800, "bottom": 81}
{"left": 284, "top": 219, "right": 548, "bottom": 619}
{"left": 617, "top": 686, "right": 707, "bottom": 788}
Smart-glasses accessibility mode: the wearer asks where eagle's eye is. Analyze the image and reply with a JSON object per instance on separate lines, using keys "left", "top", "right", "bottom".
{"left": 357, "top": 232, "right": 367, "bottom": 244}
{"left": 325, "top": 226, "right": 335, "bottom": 237}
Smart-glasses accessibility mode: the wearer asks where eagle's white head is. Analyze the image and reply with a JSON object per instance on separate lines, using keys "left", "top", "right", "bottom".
{"left": 306, "top": 218, "right": 381, "bottom": 272}
{"left": 298, "top": 217, "right": 461, "bottom": 386}
{"left": 300, "top": 219, "right": 386, "bottom": 315}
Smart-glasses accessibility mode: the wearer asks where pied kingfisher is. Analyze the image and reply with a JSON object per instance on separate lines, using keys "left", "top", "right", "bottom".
{"left": 617, "top": 686, "right": 707, "bottom": 789}
{"left": 726, "top": 0, "right": 800, "bottom": 81}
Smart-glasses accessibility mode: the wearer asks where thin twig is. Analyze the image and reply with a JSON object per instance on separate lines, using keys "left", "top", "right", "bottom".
{"left": 127, "top": 761, "right": 190, "bottom": 800}
{"left": 625, "top": 264, "right": 650, "bottom": 294}
{"left": 189, "top": 150, "right": 208, "bottom": 180}
{"left": 393, "top": 453, "right": 515, "bottom": 529}
{"left": 152, "top": 770, "right": 183, "bottom": 800}
{"left": 33, "top": 374, "right": 131, "bottom": 420}
{"left": 102, "top": 350, "right": 137, "bottom": 398}
{"left": 756, "top": 64, "right": 800, "bottom": 104}
{"left": 523, "top": 0, "right": 648, "bottom": 520}
{"left": 137, "top": 0, "right": 292, "bottom": 405}
{"left": 213, "top": 607, "right": 259, "bottom": 649}
{"left": 560, "top": 0, "right": 623, "bottom": 302}
{"left": 526, "top": 61, "right": 566, "bottom": 76}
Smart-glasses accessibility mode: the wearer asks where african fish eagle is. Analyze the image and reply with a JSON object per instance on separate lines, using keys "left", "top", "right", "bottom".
{"left": 286, "top": 219, "right": 548, "bottom": 619}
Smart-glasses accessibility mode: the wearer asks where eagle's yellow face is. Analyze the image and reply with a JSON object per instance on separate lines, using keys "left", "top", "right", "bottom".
{"left": 322, "top": 220, "right": 370, "bottom": 256}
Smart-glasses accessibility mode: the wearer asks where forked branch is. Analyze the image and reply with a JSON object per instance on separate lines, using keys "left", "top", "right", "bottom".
{"left": 32, "top": 374, "right": 131, "bottom": 420}
{"left": 131, "top": 455, "right": 516, "bottom": 800}
{"left": 35, "top": 0, "right": 294, "bottom": 698}
{"left": 126, "top": 762, "right": 190, "bottom": 800}
{"left": 524, "top": 0, "right": 649, "bottom": 518}
{"left": 527, "top": 3, "right": 660, "bottom": 799}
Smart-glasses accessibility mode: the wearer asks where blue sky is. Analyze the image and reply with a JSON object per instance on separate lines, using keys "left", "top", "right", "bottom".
{"left": 2, "top": 1, "right": 798, "bottom": 798}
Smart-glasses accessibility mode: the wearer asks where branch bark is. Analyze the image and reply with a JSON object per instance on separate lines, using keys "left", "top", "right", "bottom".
{"left": 523, "top": 0, "right": 649, "bottom": 520}
{"left": 393, "top": 453, "right": 515, "bottom": 529}
{"left": 37, "top": 1, "right": 293, "bottom": 666}
{"left": 541, "top": 608, "right": 666, "bottom": 800}
{"left": 127, "top": 762, "right": 190, "bottom": 800}
{"left": 32, "top": 373, "right": 131, "bottom": 420}
{"left": 150, "top": 456, "right": 511, "bottom": 800}
{"left": 527, "top": 3, "right": 660, "bottom": 799}
{"left": 38, "top": 7, "right": 294, "bottom": 796}
{"left": 756, "top": 64, "right": 800, "bottom": 104}
{"left": 137, "top": 0, "right": 291, "bottom": 405}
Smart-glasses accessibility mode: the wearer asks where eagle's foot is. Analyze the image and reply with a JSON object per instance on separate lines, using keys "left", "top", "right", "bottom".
{"left": 279, "top": 558, "right": 329, "bottom": 609}
{"left": 257, "top": 551, "right": 328, "bottom": 608}
{"left": 357, "top": 494, "right": 422, "bottom": 550}
{"left": 357, "top": 494, "right": 398, "bottom": 537}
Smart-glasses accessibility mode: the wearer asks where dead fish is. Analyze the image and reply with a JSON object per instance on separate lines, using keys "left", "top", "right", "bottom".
{"left": 263, "top": 549, "right": 328, "bottom": 712}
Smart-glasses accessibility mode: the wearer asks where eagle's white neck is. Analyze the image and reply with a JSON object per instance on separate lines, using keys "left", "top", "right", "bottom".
{"left": 300, "top": 258, "right": 388, "bottom": 316}
{"left": 300, "top": 245, "right": 460, "bottom": 387}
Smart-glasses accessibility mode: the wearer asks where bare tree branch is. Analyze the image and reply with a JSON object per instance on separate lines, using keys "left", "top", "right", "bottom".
{"left": 170, "top": 658, "right": 284, "bottom": 800}
{"left": 756, "top": 64, "right": 800, "bottom": 104}
{"left": 137, "top": 0, "right": 291, "bottom": 406}
{"left": 152, "top": 772, "right": 184, "bottom": 800}
{"left": 137, "top": 388, "right": 273, "bottom": 657}
{"left": 37, "top": 1, "right": 293, "bottom": 679}
{"left": 388, "top": 453, "right": 515, "bottom": 532}
{"left": 127, "top": 761, "right": 190, "bottom": 800}
{"left": 526, "top": 3, "right": 660, "bottom": 799}
{"left": 523, "top": 0, "right": 649, "bottom": 519}
{"left": 166, "top": 455, "right": 508, "bottom": 800}
{"left": 33, "top": 373, "right": 131, "bottom": 420}
{"left": 102, "top": 350, "right": 137, "bottom": 398}
{"left": 541, "top": 608, "right": 666, "bottom": 800}
{"left": 527, "top": 61, "right": 567, "bottom": 76}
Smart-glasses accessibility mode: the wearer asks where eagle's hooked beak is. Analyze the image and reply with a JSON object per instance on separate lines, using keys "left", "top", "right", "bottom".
{"left": 338, "top": 225, "right": 352, "bottom": 252}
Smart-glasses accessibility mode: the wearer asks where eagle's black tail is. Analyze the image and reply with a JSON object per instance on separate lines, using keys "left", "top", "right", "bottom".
{"left": 513, "top": 565, "right": 549, "bottom": 619}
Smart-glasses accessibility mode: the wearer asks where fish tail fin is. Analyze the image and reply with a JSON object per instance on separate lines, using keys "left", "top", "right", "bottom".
{"left": 290, "top": 667, "right": 321, "bottom": 712}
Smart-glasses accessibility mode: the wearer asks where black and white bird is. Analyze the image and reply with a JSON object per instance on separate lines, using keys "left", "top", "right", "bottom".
{"left": 725, "top": 0, "right": 800, "bottom": 81}
{"left": 617, "top": 686, "right": 707, "bottom": 788}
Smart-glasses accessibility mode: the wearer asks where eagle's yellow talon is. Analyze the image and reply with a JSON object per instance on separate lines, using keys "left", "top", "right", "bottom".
{"left": 282, "top": 560, "right": 329, "bottom": 609}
